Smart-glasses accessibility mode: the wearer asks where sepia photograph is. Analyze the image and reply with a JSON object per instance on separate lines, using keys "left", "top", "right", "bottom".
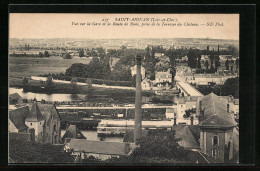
{"left": 8, "top": 13, "right": 239, "bottom": 164}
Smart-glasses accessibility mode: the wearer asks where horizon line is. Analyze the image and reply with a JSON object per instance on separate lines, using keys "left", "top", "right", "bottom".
{"left": 9, "top": 37, "right": 239, "bottom": 41}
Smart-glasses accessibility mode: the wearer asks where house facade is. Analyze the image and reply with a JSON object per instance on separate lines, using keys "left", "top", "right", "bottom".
{"left": 155, "top": 69, "right": 172, "bottom": 83}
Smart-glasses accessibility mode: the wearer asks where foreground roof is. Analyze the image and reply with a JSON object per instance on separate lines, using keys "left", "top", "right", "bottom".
{"left": 172, "top": 125, "right": 200, "bottom": 149}
{"left": 199, "top": 93, "right": 237, "bottom": 128}
{"left": 69, "top": 139, "right": 129, "bottom": 155}
{"left": 9, "top": 106, "right": 29, "bottom": 131}
{"left": 61, "top": 125, "right": 86, "bottom": 143}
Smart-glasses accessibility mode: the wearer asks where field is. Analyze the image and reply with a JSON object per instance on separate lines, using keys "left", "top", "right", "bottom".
{"left": 9, "top": 56, "right": 92, "bottom": 78}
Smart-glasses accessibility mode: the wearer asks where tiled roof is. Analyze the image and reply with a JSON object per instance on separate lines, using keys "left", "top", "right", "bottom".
{"left": 177, "top": 82, "right": 203, "bottom": 97}
{"left": 26, "top": 101, "right": 44, "bottom": 122}
{"left": 199, "top": 93, "right": 237, "bottom": 128}
{"left": 28, "top": 103, "right": 61, "bottom": 125}
{"left": 61, "top": 125, "right": 86, "bottom": 143}
{"left": 9, "top": 106, "right": 29, "bottom": 131}
{"left": 172, "top": 125, "right": 199, "bottom": 149}
{"left": 69, "top": 139, "right": 129, "bottom": 155}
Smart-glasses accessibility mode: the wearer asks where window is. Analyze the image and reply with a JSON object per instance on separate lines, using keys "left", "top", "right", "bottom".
{"left": 213, "top": 135, "right": 219, "bottom": 145}
{"left": 54, "top": 124, "right": 56, "bottom": 131}
{"left": 30, "top": 123, "right": 32, "bottom": 126}
{"left": 40, "top": 122, "right": 41, "bottom": 125}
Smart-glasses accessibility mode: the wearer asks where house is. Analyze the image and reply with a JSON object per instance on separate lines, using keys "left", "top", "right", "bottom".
{"left": 219, "top": 95, "right": 239, "bottom": 119}
{"left": 155, "top": 69, "right": 172, "bottom": 83}
{"left": 130, "top": 65, "right": 146, "bottom": 80}
{"left": 61, "top": 124, "right": 86, "bottom": 144}
{"left": 197, "top": 93, "right": 238, "bottom": 163}
{"left": 176, "top": 96, "right": 199, "bottom": 125}
{"left": 9, "top": 100, "right": 62, "bottom": 144}
{"left": 193, "top": 73, "right": 238, "bottom": 85}
{"left": 65, "top": 139, "right": 133, "bottom": 161}
{"left": 141, "top": 78, "right": 153, "bottom": 91}
{"left": 165, "top": 108, "right": 176, "bottom": 119}
{"left": 154, "top": 53, "right": 164, "bottom": 58}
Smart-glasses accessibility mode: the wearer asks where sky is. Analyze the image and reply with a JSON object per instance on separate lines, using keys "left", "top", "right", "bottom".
{"left": 9, "top": 13, "right": 239, "bottom": 40}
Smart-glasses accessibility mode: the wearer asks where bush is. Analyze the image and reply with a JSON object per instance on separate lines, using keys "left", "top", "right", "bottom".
{"left": 9, "top": 139, "right": 74, "bottom": 163}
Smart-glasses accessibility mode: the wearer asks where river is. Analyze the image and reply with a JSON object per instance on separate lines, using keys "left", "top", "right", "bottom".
{"left": 61, "top": 130, "right": 123, "bottom": 142}
{"left": 9, "top": 87, "right": 85, "bottom": 102}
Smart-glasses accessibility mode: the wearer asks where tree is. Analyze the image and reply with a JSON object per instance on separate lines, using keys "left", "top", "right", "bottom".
{"left": 9, "top": 139, "right": 74, "bottom": 163}
{"left": 131, "top": 130, "right": 190, "bottom": 160}
{"left": 225, "top": 59, "right": 230, "bottom": 70}
{"left": 209, "top": 54, "right": 215, "bottom": 71}
{"left": 65, "top": 63, "right": 87, "bottom": 77}
{"left": 221, "top": 77, "right": 239, "bottom": 98}
{"left": 85, "top": 78, "right": 92, "bottom": 88}
{"left": 197, "top": 55, "right": 201, "bottom": 69}
{"left": 39, "top": 52, "right": 44, "bottom": 58}
{"left": 46, "top": 76, "right": 53, "bottom": 87}
{"left": 214, "top": 55, "right": 221, "bottom": 72}
{"left": 235, "top": 58, "right": 239, "bottom": 71}
{"left": 227, "top": 45, "right": 239, "bottom": 56}
{"left": 44, "top": 51, "right": 50, "bottom": 57}
{"left": 88, "top": 57, "right": 103, "bottom": 79}
{"left": 63, "top": 53, "right": 72, "bottom": 59}
{"left": 110, "top": 62, "right": 132, "bottom": 81}
{"left": 79, "top": 49, "right": 84, "bottom": 57}
{"left": 187, "top": 50, "right": 197, "bottom": 68}
{"left": 22, "top": 77, "right": 29, "bottom": 85}
{"left": 71, "top": 78, "right": 78, "bottom": 89}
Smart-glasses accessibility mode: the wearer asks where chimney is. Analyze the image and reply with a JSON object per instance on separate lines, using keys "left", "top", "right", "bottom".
{"left": 134, "top": 55, "right": 142, "bottom": 143}
{"left": 190, "top": 115, "right": 194, "bottom": 125}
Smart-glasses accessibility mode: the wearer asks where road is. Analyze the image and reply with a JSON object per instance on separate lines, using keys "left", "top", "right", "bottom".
{"left": 31, "top": 76, "right": 135, "bottom": 90}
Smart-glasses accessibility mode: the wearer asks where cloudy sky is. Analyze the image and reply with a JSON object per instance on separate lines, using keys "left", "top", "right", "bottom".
{"left": 9, "top": 13, "right": 239, "bottom": 40}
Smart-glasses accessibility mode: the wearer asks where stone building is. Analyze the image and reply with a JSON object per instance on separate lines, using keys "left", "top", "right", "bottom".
{"left": 155, "top": 69, "right": 172, "bottom": 83}
{"left": 9, "top": 100, "right": 62, "bottom": 144}
{"left": 197, "top": 93, "right": 238, "bottom": 163}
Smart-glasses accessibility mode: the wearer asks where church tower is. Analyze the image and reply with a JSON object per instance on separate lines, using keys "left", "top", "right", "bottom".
{"left": 198, "top": 93, "right": 237, "bottom": 163}
{"left": 25, "top": 99, "right": 45, "bottom": 142}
